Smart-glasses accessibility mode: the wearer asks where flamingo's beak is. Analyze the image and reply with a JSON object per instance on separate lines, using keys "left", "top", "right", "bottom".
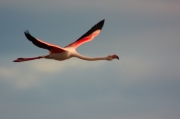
{"left": 112, "top": 55, "right": 119, "bottom": 60}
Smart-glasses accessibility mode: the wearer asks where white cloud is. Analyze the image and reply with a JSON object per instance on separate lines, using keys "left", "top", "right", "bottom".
{"left": 0, "top": 58, "right": 105, "bottom": 89}
{"left": 0, "top": 66, "right": 40, "bottom": 89}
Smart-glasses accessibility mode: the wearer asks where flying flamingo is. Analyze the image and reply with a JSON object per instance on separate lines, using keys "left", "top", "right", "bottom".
{"left": 13, "top": 19, "right": 119, "bottom": 62}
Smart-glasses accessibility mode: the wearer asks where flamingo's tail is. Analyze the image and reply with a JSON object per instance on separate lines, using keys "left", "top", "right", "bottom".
{"left": 13, "top": 56, "right": 43, "bottom": 62}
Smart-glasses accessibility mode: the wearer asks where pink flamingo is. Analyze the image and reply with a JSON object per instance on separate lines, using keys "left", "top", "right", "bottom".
{"left": 13, "top": 20, "right": 119, "bottom": 62}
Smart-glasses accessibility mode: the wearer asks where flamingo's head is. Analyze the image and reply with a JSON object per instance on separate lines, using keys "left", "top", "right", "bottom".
{"left": 107, "top": 54, "right": 119, "bottom": 61}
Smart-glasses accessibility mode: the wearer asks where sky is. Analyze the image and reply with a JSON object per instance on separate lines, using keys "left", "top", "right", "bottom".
{"left": 0, "top": 0, "right": 180, "bottom": 119}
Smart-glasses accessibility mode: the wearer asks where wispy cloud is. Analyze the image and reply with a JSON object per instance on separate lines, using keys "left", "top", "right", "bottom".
{"left": 0, "top": 58, "right": 105, "bottom": 89}
{"left": 0, "top": 66, "right": 41, "bottom": 89}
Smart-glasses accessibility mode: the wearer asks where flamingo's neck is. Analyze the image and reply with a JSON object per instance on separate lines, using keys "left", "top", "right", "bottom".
{"left": 75, "top": 53, "right": 107, "bottom": 61}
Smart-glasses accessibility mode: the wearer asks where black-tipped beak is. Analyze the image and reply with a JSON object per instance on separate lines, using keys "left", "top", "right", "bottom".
{"left": 112, "top": 55, "right": 119, "bottom": 60}
{"left": 116, "top": 56, "right": 119, "bottom": 60}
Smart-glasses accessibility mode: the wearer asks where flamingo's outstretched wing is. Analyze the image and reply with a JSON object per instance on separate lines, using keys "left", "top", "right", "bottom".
{"left": 65, "top": 19, "right": 105, "bottom": 48}
{"left": 24, "top": 30, "right": 65, "bottom": 53}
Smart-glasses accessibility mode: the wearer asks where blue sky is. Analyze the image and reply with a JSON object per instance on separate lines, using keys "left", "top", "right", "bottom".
{"left": 0, "top": 0, "right": 180, "bottom": 119}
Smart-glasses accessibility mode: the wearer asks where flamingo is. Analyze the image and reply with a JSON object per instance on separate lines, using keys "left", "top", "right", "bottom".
{"left": 13, "top": 19, "right": 119, "bottom": 62}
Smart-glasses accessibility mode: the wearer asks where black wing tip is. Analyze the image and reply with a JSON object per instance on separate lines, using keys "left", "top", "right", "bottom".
{"left": 96, "top": 19, "right": 105, "bottom": 30}
{"left": 101, "top": 19, "right": 105, "bottom": 23}
{"left": 24, "top": 30, "right": 35, "bottom": 41}
{"left": 24, "top": 30, "right": 30, "bottom": 35}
